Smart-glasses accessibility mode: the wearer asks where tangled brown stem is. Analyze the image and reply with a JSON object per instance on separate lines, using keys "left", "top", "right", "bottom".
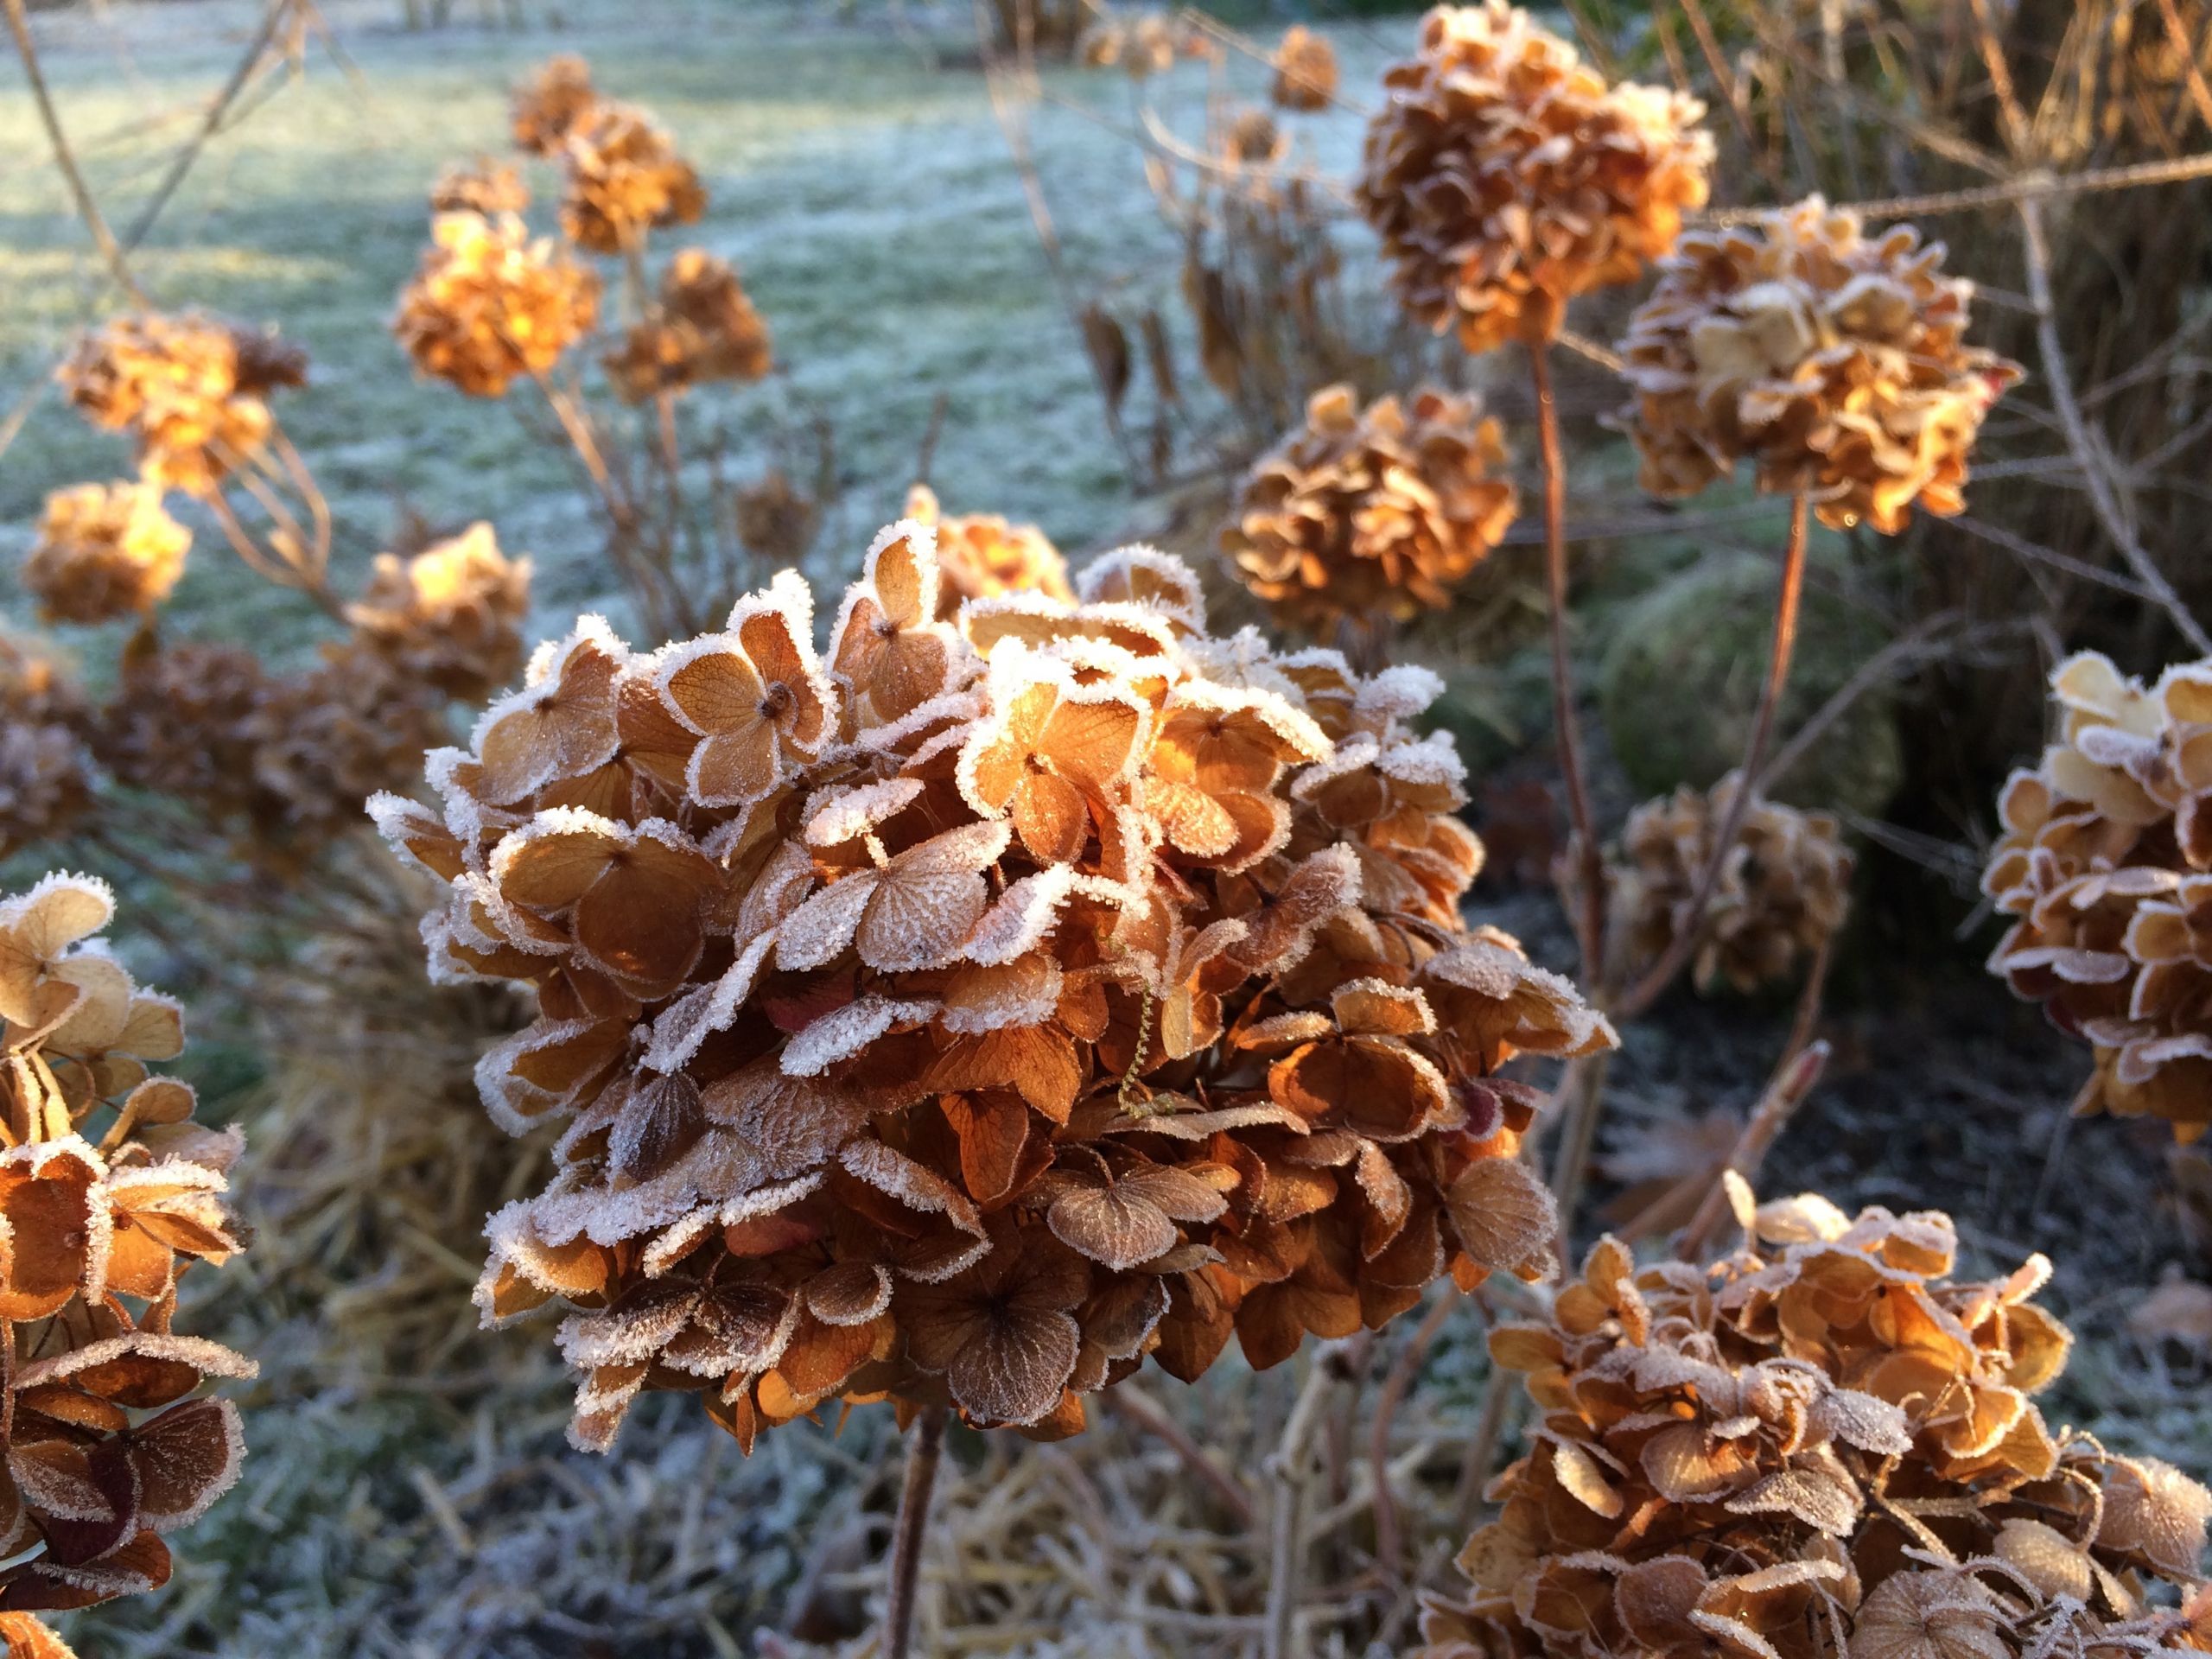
{"left": 1615, "top": 492, "right": 1811, "bottom": 1020}
{"left": 1530, "top": 341, "right": 1606, "bottom": 982}
{"left": 884, "top": 1403, "right": 948, "bottom": 1659}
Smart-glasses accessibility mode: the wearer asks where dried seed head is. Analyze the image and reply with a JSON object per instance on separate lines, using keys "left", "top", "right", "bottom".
{"left": 394, "top": 211, "right": 601, "bottom": 398}
{"left": 0, "top": 872, "right": 256, "bottom": 1628}
{"left": 378, "top": 521, "right": 1613, "bottom": 1455}
{"left": 1985, "top": 650, "right": 2212, "bottom": 1141}
{"left": 1621, "top": 197, "right": 2021, "bottom": 533}
{"left": 1224, "top": 383, "right": 1519, "bottom": 633}
{"left": 345, "top": 522, "right": 533, "bottom": 702}
{"left": 511, "top": 54, "right": 597, "bottom": 156}
{"left": 0, "top": 637, "right": 92, "bottom": 859}
{"left": 603, "top": 250, "right": 772, "bottom": 403}
{"left": 1357, "top": 3, "right": 1713, "bottom": 353}
{"left": 430, "top": 158, "right": 531, "bottom": 217}
{"left": 23, "top": 481, "right": 190, "bottom": 626}
{"left": 1271, "top": 25, "right": 1338, "bottom": 112}
{"left": 58, "top": 315, "right": 305, "bottom": 499}
{"left": 734, "top": 471, "right": 822, "bottom": 565}
{"left": 1422, "top": 1198, "right": 2211, "bottom": 1659}
{"left": 1077, "top": 8, "right": 1218, "bottom": 76}
{"left": 557, "top": 100, "right": 706, "bottom": 255}
{"left": 1615, "top": 771, "right": 1853, "bottom": 995}
{"left": 904, "top": 484, "right": 1072, "bottom": 616}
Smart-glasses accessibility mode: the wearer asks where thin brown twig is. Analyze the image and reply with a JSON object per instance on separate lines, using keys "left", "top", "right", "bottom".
{"left": 5, "top": 0, "right": 149, "bottom": 305}
{"left": 883, "top": 1404, "right": 947, "bottom": 1659}
{"left": 1529, "top": 341, "right": 1606, "bottom": 982}
{"left": 1264, "top": 1350, "right": 1339, "bottom": 1659}
{"left": 2155, "top": 0, "right": 2212, "bottom": 137}
{"left": 2016, "top": 197, "right": 2212, "bottom": 655}
{"left": 1369, "top": 1288, "right": 1461, "bottom": 1592}
{"left": 1675, "top": 1035, "right": 1833, "bottom": 1264}
{"left": 121, "top": 0, "right": 292, "bottom": 253}
{"left": 1615, "top": 493, "right": 1812, "bottom": 1020}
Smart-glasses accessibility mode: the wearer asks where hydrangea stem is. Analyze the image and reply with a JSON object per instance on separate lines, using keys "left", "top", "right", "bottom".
{"left": 1613, "top": 491, "right": 1812, "bottom": 1020}
{"left": 883, "top": 1403, "right": 947, "bottom": 1659}
{"left": 1529, "top": 341, "right": 1607, "bottom": 982}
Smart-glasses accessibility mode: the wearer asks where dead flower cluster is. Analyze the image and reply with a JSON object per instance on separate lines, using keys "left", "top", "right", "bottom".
{"left": 0, "top": 874, "right": 255, "bottom": 1655}
{"left": 1270, "top": 25, "right": 1338, "bottom": 112}
{"left": 0, "top": 639, "right": 93, "bottom": 861}
{"left": 1620, "top": 197, "right": 2024, "bottom": 535}
{"left": 56, "top": 315, "right": 306, "bottom": 500}
{"left": 1224, "top": 383, "right": 1519, "bottom": 635}
{"left": 22, "top": 484, "right": 190, "bottom": 628}
{"left": 374, "top": 524, "right": 1615, "bottom": 1453}
{"left": 393, "top": 209, "right": 602, "bottom": 398}
{"left": 1356, "top": 2, "right": 1713, "bottom": 354}
{"left": 902, "top": 484, "right": 1074, "bottom": 616}
{"left": 603, "top": 248, "right": 772, "bottom": 404}
{"left": 1985, "top": 651, "right": 2212, "bottom": 1142}
{"left": 1077, "top": 10, "right": 1220, "bottom": 78}
{"left": 93, "top": 526, "right": 531, "bottom": 871}
{"left": 1618, "top": 772, "right": 1853, "bottom": 996}
{"left": 1420, "top": 1192, "right": 2212, "bottom": 1659}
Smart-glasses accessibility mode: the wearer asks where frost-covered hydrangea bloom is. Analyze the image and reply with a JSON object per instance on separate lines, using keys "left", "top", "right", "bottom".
{"left": 0, "top": 874, "right": 255, "bottom": 1648}
{"left": 377, "top": 526, "right": 1616, "bottom": 1451}
{"left": 1418, "top": 1193, "right": 2212, "bottom": 1659}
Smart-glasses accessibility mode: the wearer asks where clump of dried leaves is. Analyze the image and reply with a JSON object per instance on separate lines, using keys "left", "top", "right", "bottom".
{"left": 22, "top": 484, "right": 190, "bottom": 627}
{"left": 1420, "top": 1190, "right": 2212, "bottom": 1659}
{"left": 394, "top": 208, "right": 602, "bottom": 398}
{"left": 1621, "top": 197, "right": 2023, "bottom": 534}
{"left": 376, "top": 523, "right": 1614, "bottom": 1453}
{"left": 1617, "top": 772, "right": 1853, "bottom": 995}
{"left": 1223, "top": 383, "right": 1519, "bottom": 637}
{"left": 0, "top": 874, "right": 255, "bottom": 1656}
{"left": 1985, "top": 651, "right": 2212, "bottom": 1142}
{"left": 1356, "top": 2, "right": 1712, "bottom": 354}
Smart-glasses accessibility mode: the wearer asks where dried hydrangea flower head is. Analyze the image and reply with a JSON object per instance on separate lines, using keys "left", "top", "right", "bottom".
{"left": 1617, "top": 771, "right": 1853, "bottom": 995}
{"left": 1357, "top": 3, "right": 1712, "bottom": 354}
{"left": 557, "top": 100, "right": 706, "bottom": 255}
{"left": 376, "top": 524, "right": 1614, "bottom": 1454}
{"left": 0, "top": 873, "right": 256, "bottom": 1639}
{"left": 0, "top": 638, "right": 92, "bottom": 859}
{"left": 1419, "top": 1192, "right": 2212, "bottom": 1659}
{"left": 430, "top": 158, "right": 531, "bottom": 217}
{"left": 902, "top": 484, "right": 1073, "bottom": 617}
{"left": 734, "top": 472, "right": 821, "bottom": 565}
{"left": 344, "top": 521, "right": 532, "bottom": 701}
{"left": 511, "top": 54, "right": 597, "bottom": 156}
{"left": 603, "top": 250, "right": 772, "bottom": 404}
{"left": 1985, "top": 650, "right": 2212, "bottom": 1141}
{"left": 1077, "top": 8, "right": 1217, "bottom": 76}
{"left": 1271, "top": 25, "right": 1338, "bottom": 112}
{"left": 1223, "top": 383, "right": 1518, "bottom": 635}
{"left": 57, "top": 315, "right": 305, "bottom": 499}
{"left": 394, "top": 211, "right": 602, "bottom": 398}
{"left": 22, "top": 481, "right": 190, "bottom": 626}
{"left": 1621, "top": 197, "right": 2022, "bottom": 533}
{"left": 1224, "top": 109, "right": 1289, "bottom": 170}
{"left": 92, "top": 640, "right": 271, "bottom": 832}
